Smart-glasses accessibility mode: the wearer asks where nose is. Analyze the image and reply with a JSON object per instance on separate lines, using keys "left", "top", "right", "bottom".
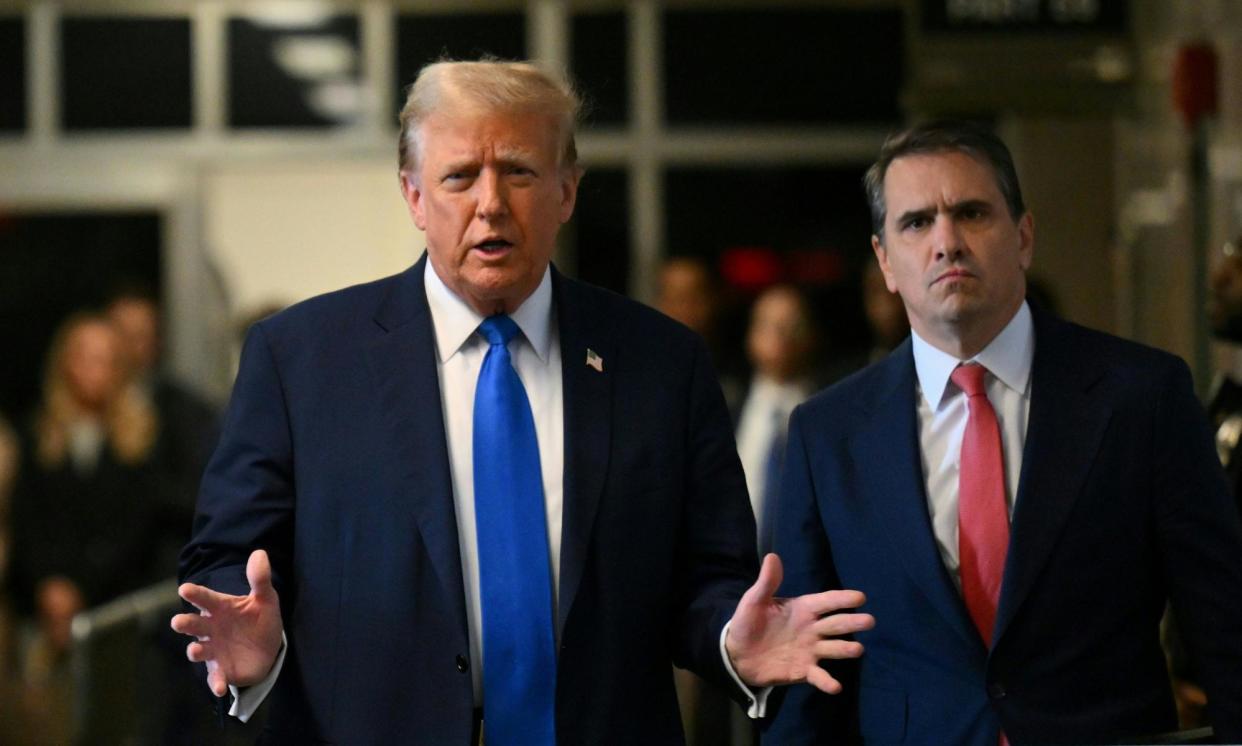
{"left": 475, "top": 170, "right": 508, "bottom": 220}
{"left": 931, "top": 214, "right": 965, "bottom": 261}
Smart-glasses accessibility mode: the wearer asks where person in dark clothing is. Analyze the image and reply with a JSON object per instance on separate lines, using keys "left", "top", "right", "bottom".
{"left": 105, "top": 287, "right": 219, "bottom": 571}
{"left": 10, "top": 314, "right": 162, "bottom": 642}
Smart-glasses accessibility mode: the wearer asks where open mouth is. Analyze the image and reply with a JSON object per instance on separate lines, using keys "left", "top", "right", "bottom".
{"left": 475, "top": 239, "right": 514, "bottom": 255}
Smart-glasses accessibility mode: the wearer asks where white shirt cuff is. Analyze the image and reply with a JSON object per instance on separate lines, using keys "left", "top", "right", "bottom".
{"left": 227, "top": 631, "right": 287, "bottom": 722}
{"left": 720, "top": 620, "right": 773, "bottom": 718}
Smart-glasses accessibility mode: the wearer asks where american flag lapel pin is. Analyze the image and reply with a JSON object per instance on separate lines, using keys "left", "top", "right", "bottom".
{"left": 585, "top": 348, "right": 603, "bottom": 372}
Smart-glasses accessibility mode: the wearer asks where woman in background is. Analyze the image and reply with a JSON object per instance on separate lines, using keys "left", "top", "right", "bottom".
{"left": 9, "top": 313, "right": 162, "bottom": 679}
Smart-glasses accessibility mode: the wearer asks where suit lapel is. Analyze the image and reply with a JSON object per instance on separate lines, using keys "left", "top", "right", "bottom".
{"left": 994, "top": 310, "right": 1111, "bottom": 646}
{"left": 363, "top": 256, "right": 468, "bottom": 633}
{"left": 850, "top": 342, "right": 981, "bottom": 651}
{"left": 553, "top": 270, "right": 613, "bottom": 636}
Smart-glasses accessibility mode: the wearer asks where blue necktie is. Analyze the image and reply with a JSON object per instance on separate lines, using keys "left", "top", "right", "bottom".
{"left": 473, "top": 315, "right": 557, "bottom": 746}
{"left": 758, "top": 407, "right": 787, "bottom": 556}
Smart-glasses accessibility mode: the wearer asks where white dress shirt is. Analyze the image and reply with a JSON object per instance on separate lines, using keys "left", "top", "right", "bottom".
{"left": 735, "top": 376, "right": 814, "bottom": 532}
{"left": 233, "top": 262, "right": 761, "bottom": 720}
{"left": 424, "top": 262, "right": 564, "bottom": 702}
{"left": 911, "top": 301, "right": 1034, "bottom": 587}
{"left": 231, "top": 265, "right": 563, "bottom": 718}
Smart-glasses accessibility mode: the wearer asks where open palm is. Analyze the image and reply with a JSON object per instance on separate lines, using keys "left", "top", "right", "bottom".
{"left": 725, "top": 553, "right": 874, "bottom": 694}
{"left": 171, "top": 549, "right": 284, "bottom": 697}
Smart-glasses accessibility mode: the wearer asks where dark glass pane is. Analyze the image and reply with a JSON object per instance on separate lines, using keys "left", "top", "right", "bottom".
{"left": 572, "top": 12, "right": 627, "bottom": 126}
{"left": 569, "top": 169, "right": 629, "bottom": 296}
{"left": 921, "top": 0, "right": 1127, "bottom": 34}
{"left": 61, "top": 17, "right": 192, "bottom": 130}
{"left": 394, "top": 13, "right": 526, "bottom": 113}
{"left": 229, "top": 15, "right": 362, "bottom": 128}
{"left": 0, "top": 211, "right": 161, "bottom": 423}
{"left": 664, "top": 9, "right": 903, "bottom": 125}
{"left": 664, "top": 166, "right": 875, "bottom": 362}
{"left": 0, "top": 17, "right": 25, "bottom": 132}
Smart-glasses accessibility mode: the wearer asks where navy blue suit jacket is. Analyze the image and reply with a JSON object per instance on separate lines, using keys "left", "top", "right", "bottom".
{"left": 765, "top": 307, "right": 1242, "bottom": 745}
{"left": 180, "top": 257, "right": 758, "bottom": 744}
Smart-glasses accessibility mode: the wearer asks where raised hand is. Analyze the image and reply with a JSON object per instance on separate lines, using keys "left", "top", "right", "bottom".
{"left": 725, "top": 553, "right": 874, "bottom": 694}
{"left": 171, "top": 549, "right": 284, "bottom": 697}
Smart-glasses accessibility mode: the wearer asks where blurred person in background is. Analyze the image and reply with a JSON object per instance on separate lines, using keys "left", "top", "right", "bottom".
{"left": 1206, "top": 233, "right": 1242, "bottom": 513}
{"left": 862, "top": 259, "right": 909, "bottom": 363}
{"left": 1166, "top": 231, "right": 1242, "bottom": 729}
{"left": 9, "top": 313, "right": 162, "bottom": 711}
{"left": 105, "top": 285, "right": 219, "bottom": 571}
{"left": 712, "top": 284, "right": 823, "bottom": 746}
{"left": 735, "top": 284, "right": 820, "bottom": 557}
{"left": 823, "top": 261, "right": 913, "bottom": 386}
{"left": 656, "top": 256, "right": 719, "bottom": 339}
{"left": 656, "top": 261, "right": 742, "bottom": 746}
{"left": 656, "top": 256, "right": 746, "bottom": 413}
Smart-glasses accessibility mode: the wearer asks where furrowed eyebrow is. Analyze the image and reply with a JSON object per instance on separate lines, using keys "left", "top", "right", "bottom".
{"left": 439, "top": 158, "right": 479, "bottom": 174}
{"left": 947, "top": 199, "right": 992, "bottom": 215}
{"left": 894, "top": 207, "right": 934, "bottom": 226}
{"left": 494, "top": 150, "right": 538, "bottom": 168}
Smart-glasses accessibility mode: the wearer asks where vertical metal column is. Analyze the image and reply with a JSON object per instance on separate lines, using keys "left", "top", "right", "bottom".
{"left": 628, "top": 0, "right": 663, "bottom": 303}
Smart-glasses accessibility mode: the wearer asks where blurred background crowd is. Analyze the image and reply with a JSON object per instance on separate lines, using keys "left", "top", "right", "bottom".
{"left": 3, "top": 0, "right": 1242, "bottom": 743}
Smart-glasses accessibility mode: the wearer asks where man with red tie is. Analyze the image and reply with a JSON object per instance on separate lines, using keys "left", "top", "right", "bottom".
{"left": 764, "top": 121, "right": 1242, "bottom": 745}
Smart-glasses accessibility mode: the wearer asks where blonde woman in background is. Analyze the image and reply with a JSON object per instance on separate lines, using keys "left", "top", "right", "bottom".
{"left": 9, "top": 313, "right": 163, "bottom": 688}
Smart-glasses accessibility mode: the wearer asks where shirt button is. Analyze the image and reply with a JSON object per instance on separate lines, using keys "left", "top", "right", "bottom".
{"left": 988, "top": 682, "right": 1006, "bottom": 700}
{"left": 456, "top": 654, "right": 469, "bottom": 673}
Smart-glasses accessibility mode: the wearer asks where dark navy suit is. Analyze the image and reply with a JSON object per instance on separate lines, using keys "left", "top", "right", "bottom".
{"left": 765, "top": 307, "right": 1242, "bottom": 745}
{"left": 180, "top": 256, "right": 758, "bottom": 744}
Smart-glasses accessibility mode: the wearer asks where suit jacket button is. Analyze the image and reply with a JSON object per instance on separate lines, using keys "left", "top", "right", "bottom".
{"left": 456, "top": 655, "right": 469, "bottom": 673}
{"left": 988, "top": 683, "right": 1006, "bottom": 700}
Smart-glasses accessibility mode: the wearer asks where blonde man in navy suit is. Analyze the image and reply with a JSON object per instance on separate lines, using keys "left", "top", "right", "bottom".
{"left": 172, "top": 59, "right": 874, "bottom": 745}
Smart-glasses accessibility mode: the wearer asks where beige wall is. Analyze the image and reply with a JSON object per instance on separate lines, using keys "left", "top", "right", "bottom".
{"left": 1006, "top": 118, "right": 1118, "bottom": 337}
{"left": 204, "top": 157, "right": 422, "bottom": 319}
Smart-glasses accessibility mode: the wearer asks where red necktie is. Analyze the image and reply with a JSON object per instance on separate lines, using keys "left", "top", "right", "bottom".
{"left": 951, "top": 363, "right": 1010, "bottom": 648}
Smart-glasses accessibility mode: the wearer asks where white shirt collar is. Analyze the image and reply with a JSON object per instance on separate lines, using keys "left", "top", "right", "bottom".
{"left": 749, "top": 374, "right": 815, "bottom": 410}
{"left": 423, "top": 261, "right": 555, "bottom": 363}
{"left": 911, "top": 300, "right": 1035, "bottom": 410}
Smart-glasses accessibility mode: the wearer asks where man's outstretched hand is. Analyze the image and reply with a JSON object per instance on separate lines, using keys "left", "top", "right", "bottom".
{"left": 725, "top": 553, "right": 874, "bottom": 694}
{"left": 171, "top": 549, "right": 284, "bottom": 697}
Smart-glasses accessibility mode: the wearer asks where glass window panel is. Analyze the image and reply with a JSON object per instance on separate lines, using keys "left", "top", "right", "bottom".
{"left": 0, "top": 211, "right": 161, "bottom": 422}
{"left": 394, "top": 12, "right": 526, "bottom": 113}
{"left": 664, "top": 166, "right": 876, "bottom": 364}
{"left": 572, "top": 12, "right": 627, "bottom": 126}
{"left": 920, "top": 0, "right": 1127, "bottom": 34}
{"left": 568, "top": 168, "right": 629, "bottom": 296}
{"left": 61, "top": 17, "right": 192, "bottom": 130}
{"left": 228, "top": 15, "right": 363, "bottom": 129}
{"left": 663, "top": 8, "right": 903, "bottom": 125}
{"left": 0, "top": 17, "right": 25, "bottom": 132}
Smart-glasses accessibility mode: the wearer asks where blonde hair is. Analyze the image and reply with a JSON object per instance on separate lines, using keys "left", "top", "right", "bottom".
{"left": 398, "top": 58, "right": 581, "bottom": 174}
{"left": 35, "top": 313, "right": 156, "bottom": 468}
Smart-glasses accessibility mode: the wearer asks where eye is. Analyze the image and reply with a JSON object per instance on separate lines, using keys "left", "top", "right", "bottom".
{"left": 902, "top": 216, "right": 930, "bottom": 232}
{"left": 440, "top": 171, "right": 476, "bottom": 190}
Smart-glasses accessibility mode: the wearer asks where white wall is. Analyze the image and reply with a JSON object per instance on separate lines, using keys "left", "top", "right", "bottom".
{"left": 204, "top": 156, "right": 423, "bottom": 318}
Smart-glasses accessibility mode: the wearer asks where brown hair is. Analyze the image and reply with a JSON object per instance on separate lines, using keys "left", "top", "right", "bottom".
{"left": 864, "top": 120, "right": 1026, "bottom": 240}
